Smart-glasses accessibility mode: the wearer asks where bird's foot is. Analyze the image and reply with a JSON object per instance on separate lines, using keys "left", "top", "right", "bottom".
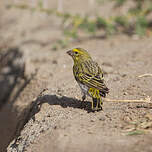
{"left": 91, "top": 106, "right": 102, "bottom": 112}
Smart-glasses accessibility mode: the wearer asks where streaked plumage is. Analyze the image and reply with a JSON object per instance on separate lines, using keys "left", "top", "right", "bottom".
{"left": 67, "top": 48, "right": 109, "bottom": 111}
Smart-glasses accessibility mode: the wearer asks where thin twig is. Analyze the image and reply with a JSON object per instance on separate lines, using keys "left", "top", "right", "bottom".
{"left": 138, "top": 74, "right": 152, "bottom": 78}
{"left": 105, "top": 96, "right": 151, "bottom": 103}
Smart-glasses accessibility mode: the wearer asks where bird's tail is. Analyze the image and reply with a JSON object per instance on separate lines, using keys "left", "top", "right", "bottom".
{"left": 99, "top": 86, "right": 109, "bottom": 97}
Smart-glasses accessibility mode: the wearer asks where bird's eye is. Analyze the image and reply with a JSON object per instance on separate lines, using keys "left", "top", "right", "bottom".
{"left": 75, "top": 52, "right": 78, "bottom": 55}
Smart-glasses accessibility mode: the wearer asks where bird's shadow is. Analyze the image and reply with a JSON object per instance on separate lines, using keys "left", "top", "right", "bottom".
{"left": 34, "top": 93, "right": 94, "bottom": 114}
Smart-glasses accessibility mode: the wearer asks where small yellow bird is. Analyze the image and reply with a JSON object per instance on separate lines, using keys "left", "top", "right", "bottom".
{"left": 67, "top": 48, "right": 109, "bottom": 111}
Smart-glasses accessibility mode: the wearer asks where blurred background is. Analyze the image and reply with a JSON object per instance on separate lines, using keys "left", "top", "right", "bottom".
{"left": 1, "top": 0, "right": 152, "bottom": 49}
{"left": 0, "top": 0, "right": 152, "bottom": 151}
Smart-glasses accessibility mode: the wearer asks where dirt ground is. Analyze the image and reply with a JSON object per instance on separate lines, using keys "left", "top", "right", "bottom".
{"left": 0, "top": 0, "right": 152, "bottom": 152}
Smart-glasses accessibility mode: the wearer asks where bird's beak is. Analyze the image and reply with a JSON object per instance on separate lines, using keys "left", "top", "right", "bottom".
{"left": 66, "top": 50, "right": 73, "bottom": 56}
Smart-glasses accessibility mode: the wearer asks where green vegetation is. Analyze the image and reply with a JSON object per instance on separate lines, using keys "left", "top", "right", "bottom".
{"left": 127, "top": 130, "right": 145, "bottom": 136}
{"left": 7, "top": 0, "right": 152, "bottom": 49}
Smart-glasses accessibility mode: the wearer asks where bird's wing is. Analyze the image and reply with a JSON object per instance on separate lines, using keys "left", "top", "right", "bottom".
{"left": 78, "top": 72, "right": 109, "bottom": 94}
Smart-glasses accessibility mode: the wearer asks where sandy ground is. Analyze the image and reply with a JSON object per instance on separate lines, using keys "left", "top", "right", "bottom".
{"left": 0, "top": 0, "right": 152, "bottom": 152}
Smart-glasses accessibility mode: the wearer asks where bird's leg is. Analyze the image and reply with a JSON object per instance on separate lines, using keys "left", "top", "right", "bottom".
{"left": 91, "top": 97, "right": 102, "bottom": 111}
{"left": 92, "top": 90, "right": 102, "bottom": 111}
{"left": 92, "top": 98, "right": 98, "bottom": 111}
{"left": 91, "top": 100, "right": 94, "bottom": 110}
{"left": 98, "top": 97, "right": 103, "bottom": 111}
{"left": 99, "top": 96, "right": 103, "bottom": 107}
{"left": 96, "top": 99, "right": 99, "bottom": 110}
{"left": 82, "top": 94, "right": 86, "bottom": 101}
{"left": 81, "top": 93, "right": 86, "bottom": 108}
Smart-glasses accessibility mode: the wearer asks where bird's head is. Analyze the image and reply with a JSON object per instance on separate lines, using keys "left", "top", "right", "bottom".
{"left": 67, "top": 48, "right": 91, "bottom": 63}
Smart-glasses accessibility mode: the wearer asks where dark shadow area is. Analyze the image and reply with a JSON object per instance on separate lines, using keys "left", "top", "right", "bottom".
{"left": 0, "top": 47, "right": 37, "bottom": 107}
{"left": 36, "top": 94, "right": 95, "bottom": 114}
{"left": 0, "top": 47, "right": 25, "bottom": 108}
{"left": 0, "top": 47, "right": 37, "bottom": 152}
